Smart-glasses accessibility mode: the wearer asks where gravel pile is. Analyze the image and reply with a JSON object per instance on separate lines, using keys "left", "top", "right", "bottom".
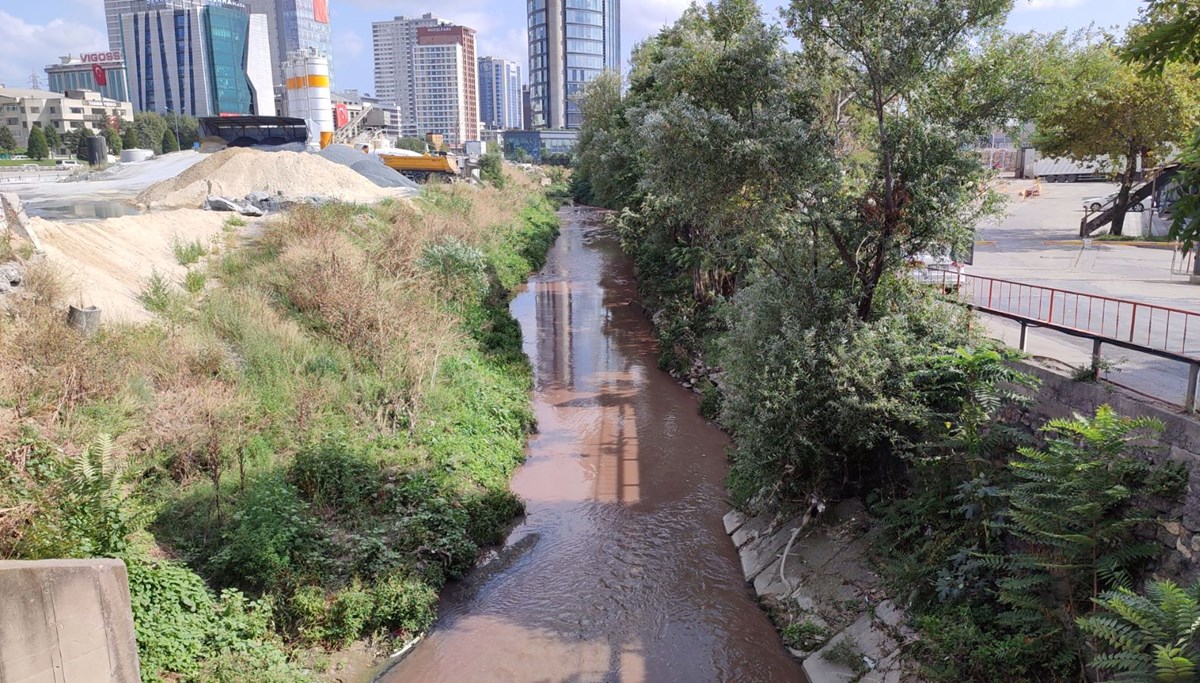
{"left": 318, "top": 145, "right": 419, "bottom": 190}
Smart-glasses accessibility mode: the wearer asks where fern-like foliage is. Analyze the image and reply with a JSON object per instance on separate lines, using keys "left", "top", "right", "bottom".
{"left": 1078, "top": 580, "right": 1200, "bottom": 683}
{"left": 986, "top": 406, "right": 1169, "bottom": 636}
{"left": 64, "top": 434, "right": 132, "bottom": 557}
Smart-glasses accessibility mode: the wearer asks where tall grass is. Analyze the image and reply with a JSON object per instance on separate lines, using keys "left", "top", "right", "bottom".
{"left": 0, "top": 173, "right": 559, "bottom": 678}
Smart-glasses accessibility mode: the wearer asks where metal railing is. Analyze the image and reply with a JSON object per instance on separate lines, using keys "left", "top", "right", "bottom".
{"left": 927, "top": 268, "right": 1200, "bottom": 411}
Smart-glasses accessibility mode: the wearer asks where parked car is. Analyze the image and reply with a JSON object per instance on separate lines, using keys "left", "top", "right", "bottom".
{"left": 1083, "top": 192, "right": 1145, "bottom": 212}
{"left": 55, "top": 159, "right": 82, "bottom": 167}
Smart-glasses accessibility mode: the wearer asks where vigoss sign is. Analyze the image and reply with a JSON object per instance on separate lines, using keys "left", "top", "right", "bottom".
{"left": 80, "top": 51, "right": 122, "bottom": 63}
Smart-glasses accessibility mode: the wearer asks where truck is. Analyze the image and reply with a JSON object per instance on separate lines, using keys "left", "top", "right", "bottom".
{"left": 1034, "top": 156, "right": 1112, "bottom": 183}
{"left": 375, "top": 151, "right": 460, "bottom": 182}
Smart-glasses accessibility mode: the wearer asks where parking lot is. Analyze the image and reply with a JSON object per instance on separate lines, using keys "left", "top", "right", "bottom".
{"left": 970, "top": 178, "right": 1200, "bottom": 408}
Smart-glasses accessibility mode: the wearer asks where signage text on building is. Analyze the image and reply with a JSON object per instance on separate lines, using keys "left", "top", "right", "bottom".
{"left": 80, "top": 52, "right": 122, "bottom": 63}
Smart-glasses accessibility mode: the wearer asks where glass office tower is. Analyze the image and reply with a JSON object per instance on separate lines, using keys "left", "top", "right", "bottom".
{"left": 527, "top": 0, "right": 619, "bottom": 129}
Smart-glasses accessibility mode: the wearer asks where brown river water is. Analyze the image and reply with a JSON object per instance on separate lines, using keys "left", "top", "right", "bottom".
{"left": 377, "top": 207, "right": 805, "bottom": 683}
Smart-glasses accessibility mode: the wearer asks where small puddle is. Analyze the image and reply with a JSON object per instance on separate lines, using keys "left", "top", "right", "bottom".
{"left": 25, "top": 200, "right": 144, "bottom": 220}
{"left": 376, "top": 206, "right": 804, "bottom": 682}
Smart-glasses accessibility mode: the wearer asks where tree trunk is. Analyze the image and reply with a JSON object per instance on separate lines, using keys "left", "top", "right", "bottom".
{"left": 1111, "top": 155, "right": 1140, "bottom": 237}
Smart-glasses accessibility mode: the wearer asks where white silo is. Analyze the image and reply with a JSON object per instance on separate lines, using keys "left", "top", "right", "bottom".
{"left": 284, "top": 49, "right": 334, "bottom": 149}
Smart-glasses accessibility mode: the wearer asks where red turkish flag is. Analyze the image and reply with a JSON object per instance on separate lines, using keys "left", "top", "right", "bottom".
{"left": 313, "top": 0, "right": 328, "bottom": 23}
{"left": 92, "top": 63, "right": 108, "bottom": 87}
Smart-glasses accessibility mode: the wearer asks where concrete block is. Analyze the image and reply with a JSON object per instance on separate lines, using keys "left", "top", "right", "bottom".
{"left": 730, "top": 512, "right": 775, "bottom": 550}
{"left": 723, "top": 509, "right": 748, "bottom": 535}
{"left": 0, "top": 559, "right": 141, "bottom": 683}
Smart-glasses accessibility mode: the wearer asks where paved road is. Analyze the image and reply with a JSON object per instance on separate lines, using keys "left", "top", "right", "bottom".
{"left": 970, "top": 178, "right": 1199, "bottom": 409}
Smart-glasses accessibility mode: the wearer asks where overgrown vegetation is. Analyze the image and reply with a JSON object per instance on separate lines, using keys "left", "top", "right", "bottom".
{"left": 572, "top": 0, "right": 1191, "bottom": 679}
{"left": 0, "top": 171, "right": 559, "bottom": 679}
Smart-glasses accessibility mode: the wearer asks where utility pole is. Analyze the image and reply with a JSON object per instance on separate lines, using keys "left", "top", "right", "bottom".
{"left": 27, "top": 70, "right": 42, "bottom": 91}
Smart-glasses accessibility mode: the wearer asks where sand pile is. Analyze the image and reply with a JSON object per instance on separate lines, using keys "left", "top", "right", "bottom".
{"left": 136, "top": 147, "right": 396, "bottom": 208}
{"left": 29, "top": 209, "right": 228, "bottom": 322}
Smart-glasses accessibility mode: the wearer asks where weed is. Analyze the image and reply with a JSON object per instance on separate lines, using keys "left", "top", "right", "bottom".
{"left": 138, "top": 269, "right": 177, "bottom": 314}
{"left": 780, "top": 620, "right": 829, "bottom": 651}
{"left": 823, "top": 638, "right": 869, "bottom": 675}
{"left": 183, "top": 268, "right": 206, "bottom": 294}
{"left": 172, "top": 237, "right": 208, "bottom": 266}
{"left": 224, "top": 216, "right": 247, "bottom": 229}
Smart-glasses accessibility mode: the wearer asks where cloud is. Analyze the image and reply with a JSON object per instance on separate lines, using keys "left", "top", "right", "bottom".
{"left": 0, "top": 10, "right": 108, "bottom": 89}
{"left": 1014, "top": 0, "right": 1086, "bottom": 11}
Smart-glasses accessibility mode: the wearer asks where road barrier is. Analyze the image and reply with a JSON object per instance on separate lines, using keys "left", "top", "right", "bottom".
{"left": 927, "top": 268, "right": 1200, "bottom": 412}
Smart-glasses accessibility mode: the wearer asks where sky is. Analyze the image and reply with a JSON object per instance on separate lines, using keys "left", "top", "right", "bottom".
{"left": 0, "top": 0, "right": 1143, "bottom": 95}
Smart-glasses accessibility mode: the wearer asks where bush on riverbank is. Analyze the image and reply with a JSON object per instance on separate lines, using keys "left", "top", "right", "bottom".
{"left": 571, "top": 1, "right": 1190, "bottom": 679}
{"left": 0, "top": 172, "right": 558, "bottom": 679}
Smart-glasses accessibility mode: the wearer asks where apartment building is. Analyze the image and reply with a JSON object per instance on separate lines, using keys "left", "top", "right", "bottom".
{"left": 478, "top": 56, "right": 522, "bottom": 131}
{"left": 0, "top": 88, "right": 135, "bottom": 147}
{"left": 410, "top": 25, "right": 479, "bottom": 146}
{"left": 372, "top": 14, "right": 445, "bottom": 132}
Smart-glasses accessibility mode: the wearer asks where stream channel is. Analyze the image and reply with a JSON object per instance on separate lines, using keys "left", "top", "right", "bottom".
{"left": 377, "top": 207, "right": 805, "bottom": 682}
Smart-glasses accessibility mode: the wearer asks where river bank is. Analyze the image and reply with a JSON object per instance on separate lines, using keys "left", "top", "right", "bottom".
{"left": 0, "top": 174, "right": 561, "bottom": 680}
{"left": 378, "top": 206, "right": 805, "bottom": 682}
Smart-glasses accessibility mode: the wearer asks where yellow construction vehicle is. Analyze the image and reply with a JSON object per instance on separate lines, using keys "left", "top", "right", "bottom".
{"left": 376, "top": 153, "right": 460, "bottom": 182}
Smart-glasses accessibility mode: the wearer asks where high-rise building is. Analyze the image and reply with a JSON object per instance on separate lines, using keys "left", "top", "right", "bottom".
{"left": 241, "top": 0, "right": 334, "bottom": 89}
{"left": 372, "top": 14, "right": 444, "bottom": 134}
{"left": 46, "top": 53, "right": 130, "bottom": 103}
{"left": 527, "top": 0, "right": 619, "bottom": 129}
{"left": 477, "top": 57, "right": 522, "bottom": 131}
{"left": 117, "top": 0, "right": 275, "bottom": 117}
{"left": 411, "top": 25, "right": 478, "bottom": 145}
{"left": 110, "top": 0, "right": 330, "bottom": 92}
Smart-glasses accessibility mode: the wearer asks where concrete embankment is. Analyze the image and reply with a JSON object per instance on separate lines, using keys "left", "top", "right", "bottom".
{"left": 725, "top": 501, "right": 917, "bottom": 682}
{"left": 0, "top": 559, "right": 140, "bottom": 682}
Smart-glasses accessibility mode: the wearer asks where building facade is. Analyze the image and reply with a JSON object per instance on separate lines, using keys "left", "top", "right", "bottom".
{"left": 527, "top": 0, "right": 619, "bottom": 129}
{"left": 0, "top": 88, "right": 135, "bottom": 148}
{"left": 46, "top": 53, "right": 130, "bottom": 103}
{"left": 410, "top": 25, "right": 478, "bottom": 146}
{"left": 241, "top": 0, "right": 333, "bottom": 89}
{"left": 117, "top": 0, "right": 275, "bottom": 117}
{"left": 477, "top": 57, "right": 522, "bottom": 130}
{"left": 371, "top": 14, "right": 444, "bottom": 135}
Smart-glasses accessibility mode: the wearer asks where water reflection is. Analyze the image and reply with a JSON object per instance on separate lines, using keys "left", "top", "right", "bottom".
{"left": 377, "top": 207, "right": 804, "bottom": 683}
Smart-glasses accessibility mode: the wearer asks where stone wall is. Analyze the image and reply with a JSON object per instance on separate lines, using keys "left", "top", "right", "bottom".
{"left": 1009, "top": 359, "right": 1200, "bottom": 582}
{"left": 0, "top": 558, "right": 141, "bottom": 682}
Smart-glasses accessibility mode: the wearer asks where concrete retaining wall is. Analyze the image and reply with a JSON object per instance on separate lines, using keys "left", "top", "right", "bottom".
{"left": 0, "top": 559, "right": 141, "bottom": 683}
{"left": 1010, "top": 359, "right": 1200, "bottom": 581}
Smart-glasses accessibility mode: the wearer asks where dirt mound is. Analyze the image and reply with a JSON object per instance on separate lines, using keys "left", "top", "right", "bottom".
{"left": 136, "top": 147, "right": 395, "bottom": 208}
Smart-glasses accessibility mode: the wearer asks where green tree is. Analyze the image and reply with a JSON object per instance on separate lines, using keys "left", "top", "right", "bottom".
{"left": 162, "top": 129, "right": 180, "bottom": 153}
{"left": 394, "top": 137, "right": 428, "bottom": 153}
{"left": 121, "top": 125, "right": 139, "bottom": 151}
{"left": 134, "top": 112, "right": 168, "bottom": 153}
{"left": 785, "top": 0, "right": 1012, "bottom": 320}
{"left": 1126, "top": 0, "right": 1200, "bottom": 254}
{"left": 26, "top": 127, "right": 49, "bottom": 161}
{"left": 103, "top": 126, "right": 122, "bottom": 156}
{"left": 43, "top": 125, "right": 60, "bottom": 156}
{"left": 75, "top": 131, "right": 94, "bottom": 161}
{"left": 0, "top": 126, "right": 15, "bottom": 152}
{"left": 1035, "top": 38, "right": 1200, "bottom": 235}
{"left": 477, "top": 153, "right": 505, "bottom": 187}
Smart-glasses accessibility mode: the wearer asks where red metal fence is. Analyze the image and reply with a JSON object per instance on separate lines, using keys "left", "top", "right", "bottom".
{"left": 928, "top": 269, "right": 1200, "bottom": 361}
{"left": 924, "top": 268, "right": 1200, "bottom": 412}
